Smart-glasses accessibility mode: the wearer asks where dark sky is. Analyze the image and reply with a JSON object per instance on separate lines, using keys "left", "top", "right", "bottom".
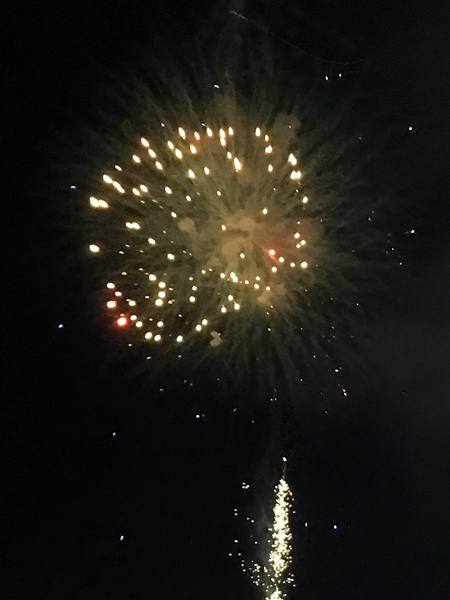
{"left": 4, "top": 1, "right": 450, "bottom": 599}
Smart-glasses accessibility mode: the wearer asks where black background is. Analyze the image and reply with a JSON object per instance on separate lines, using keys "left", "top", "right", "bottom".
{"left": 4, "top": 1, "right": 450, "bottom": 598}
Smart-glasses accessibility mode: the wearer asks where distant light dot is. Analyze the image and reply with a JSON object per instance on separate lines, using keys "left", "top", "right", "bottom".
{"left": 117, "top": 317, "right": 127, "bottom": 326}
{"left": 167, "top": 253, "right": 175, "bottom": 260}
{"left": 89, "top": 244, "right": 100, "bottom": 253}
{"left": 301, "top": 261, "right": 308, "bottom": 268}
{"left": 58, "top": 324, "right": 64, "bottom": 329}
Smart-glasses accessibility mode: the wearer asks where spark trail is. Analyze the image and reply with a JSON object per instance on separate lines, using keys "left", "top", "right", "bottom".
{"left": 241, "top": 458, "right": 294, "bottom": 600}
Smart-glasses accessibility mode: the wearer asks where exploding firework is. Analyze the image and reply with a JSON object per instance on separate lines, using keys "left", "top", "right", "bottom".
{"left": 83, "top": 19, "right": 394, "bottom": 391}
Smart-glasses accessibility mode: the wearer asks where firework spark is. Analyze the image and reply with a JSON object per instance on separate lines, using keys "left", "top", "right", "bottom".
{"left": 241, "top": 458, "right": 294, "bottom": 599}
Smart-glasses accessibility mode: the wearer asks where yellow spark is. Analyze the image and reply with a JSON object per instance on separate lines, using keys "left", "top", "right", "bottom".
{"left": 268, "top": 478, "right": 292, "bottom": 579}
{"left": 245, "top": 460, "right": 294, "bottom": 600}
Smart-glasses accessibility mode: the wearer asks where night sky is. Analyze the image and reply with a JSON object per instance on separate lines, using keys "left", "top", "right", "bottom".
{"left": 4, "top": 1, "right": 450, "bottom": 598}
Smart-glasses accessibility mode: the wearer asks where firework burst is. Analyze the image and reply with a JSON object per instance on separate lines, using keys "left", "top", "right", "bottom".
{"left": 82, "top": 22, "right": 394, "bottom": 391}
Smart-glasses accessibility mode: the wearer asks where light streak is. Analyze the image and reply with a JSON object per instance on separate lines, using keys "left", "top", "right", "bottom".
{"left": 241, "top": 458, "right": 294, "bottom": 599}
